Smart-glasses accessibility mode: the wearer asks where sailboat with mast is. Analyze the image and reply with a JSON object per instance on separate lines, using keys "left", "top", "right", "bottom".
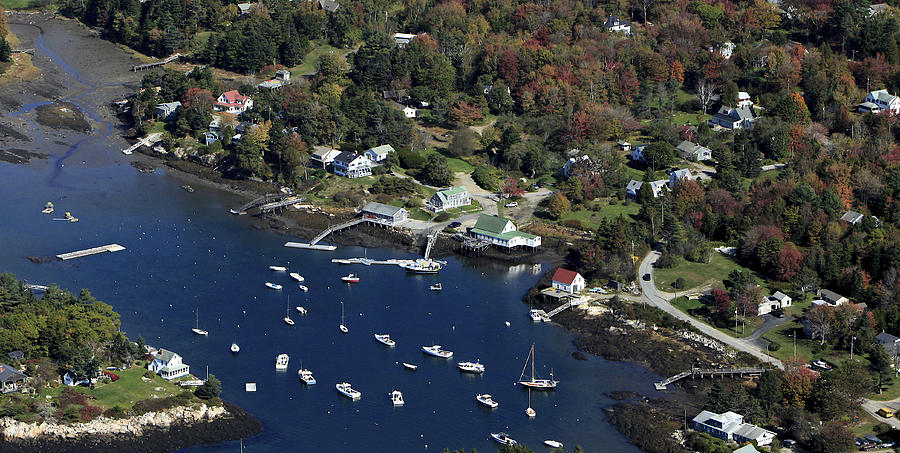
{"left": 192, "top": 309, "right": 208, "bottom": 336}
{"left": 517, "top": 344, "right": 558, "bottom": 390}
{"left": 526, "top": 388, "right": 536, "bottom": 417}
{"left": 284, "top": 296, "right": 294, "bottom": 326}
{"left": 339, "top": 301, "right": 349, "bottom": 333}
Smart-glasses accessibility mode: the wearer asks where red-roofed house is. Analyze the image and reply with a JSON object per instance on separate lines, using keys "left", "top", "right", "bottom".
{"left": 215, "top": 90, "right": 254, "bottom": 114}
{"left": 551, "top": 268, "right": 585, "bottom": 293}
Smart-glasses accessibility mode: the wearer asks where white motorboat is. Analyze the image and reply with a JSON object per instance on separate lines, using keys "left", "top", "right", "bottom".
{"left": 402, "top": 362, "right": 418, "bottom": 371}
{"left": 429, "top": 283, "right": 442, "bottom": 291}
{"left": 298, "top": 367, "right": 316, "bottom": 385}
{"left": 339, "top": 301, "right": 349, "bottom": 333}
{"left": 289, "top": 272, "right": 305, "bottom": 282}
{"left": 490, "top": 432, "right": 517, "bottom": 445}
{"left": 544, "top": 440, "right": 563, "bottom": 448}
{"left": 284, "top": 316, "right": 294, "bottom": 326}
{"left": 296, "top": 306, "right": 307, "bottom": 315}
{"left": 422, "top": 344, "right": 453, "bottom": 359}
{"left": 341, "top": 274, "right": 360, "bottom": 283}
{"left": 41, "top": 202, "right": 54, "bottom": 214}
{"left": 517, "top": 344, "right": 559, "bottom": 390}
{"left": 529, "top": 309, "right": 543, "bottom": 322}
{"left": 476, "top": 394, "right": 498, "bottom": 408}
{"left": 298, "top": 284, "right": 308, "bottom": 291}
{"left": 265, "top": 282, "right": 283, "bottom": 290}
{"left": 374, "top": 334, "right": 395, "bottom": 347}
{"left": 192, "top": 309, "right": 208, "bottom": 336}
{"left": 336, "top": 382, "right": 361, "bottom": 399}
{"left": 457, "top": 360, "right": 485, "bottom": 373}
{"left": 390, "top": 390, "right": 404, "bottom": 406}
{"left": 230, "top": 343, "right": 240, "bottom": 354}
{"left": 275, "top": 353, "right": 289, "bottom": 370}
{"left": 269, "top": 265, "right": 287, "bottom": 271}
{"left": 401, "top": 258, "right": 443, "bottom": 273}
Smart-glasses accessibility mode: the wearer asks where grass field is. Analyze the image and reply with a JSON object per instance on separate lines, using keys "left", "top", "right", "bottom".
{"left": 672, "top": 296, "right": 765, "bottom": 339}
{"left": 289, "top": 42, "right": 352, "bottom": 76}
{"left": 424, "top": 148, "right": 475, "bottom": 173}
{"left": 30, "top": 366, "right": 191, "bottom": 411}
{"left": 560, "top": 202, "right": 640, "bottom": 229}
{"left": 654, "top": 254, "right": 759, "bottom": 292}
{"left": 1, "top": 0, "right": 33, "bottom": 9}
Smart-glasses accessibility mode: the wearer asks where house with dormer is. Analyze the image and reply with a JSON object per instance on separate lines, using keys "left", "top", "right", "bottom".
{"left": 428, "top": 186, "right": 471, "bottom": 212}
{"left": 604, "top": 16, "right": 631, "bottom": 34}
{"left": 858, "top": 89, "right": 900, "bottom": 114}
{"left": 691, "top": 410, "right": 775, "bottom": 446}
{"left": 332, "top": 152, "right": 372, "bottom": 178}
{"left": 0, "top": 363, "right": 26, "bottom": 393}
{"left": 677, "top": 140, "right": 712, "bottom": 161}
{"left": 364, "top": 144, "right": 395, "bottom": 164}
{"left": 469, "top": 214, "right": 541, "bottom": 249}
{"left": 709, "top": 105, "right": 756, "bottom": 129}
{"left": 147, "top": 348, "right": 190, "bottom": 380}
{"left": 669, "top": 169, "right": 695, "bottom": 187}
{"left": 626, "top": 179, "right": 667, "bottom": 200}
{"left": 215, "top": 90, "right": 253, "bottom": 114}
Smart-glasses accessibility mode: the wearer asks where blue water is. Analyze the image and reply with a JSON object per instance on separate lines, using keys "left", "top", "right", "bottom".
{"left": 0, "top": 21, "right": 661, "bottom": 453}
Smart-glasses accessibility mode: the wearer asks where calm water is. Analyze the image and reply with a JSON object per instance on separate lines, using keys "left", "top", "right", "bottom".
{"left": 0, "top": 24, "right": 660, "bottom": 453}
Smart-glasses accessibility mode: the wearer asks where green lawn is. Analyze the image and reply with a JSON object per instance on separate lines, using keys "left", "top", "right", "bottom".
{"left": 760, "top": 322, "right": 861, "bottom": 366}
{"left": 289, "top": 42, "right": 352, "bottom": 76}
{"left": 672, "top": 296, "right": 765, "bottom": 339}
{"left": 425, "top": 148, "right": 475, "bottom": 173}
{"left": 409, "top": 208, "right": 433, "bottom": 221}
{"left": 654, "top": 254, "right": 759, "bottom": 292}
{"left": 31, "top": 366, "right": 191, "bottom": 411}
{"left": 1, "top": 0, "right": 34, "bottom": 9}
{"left": 146, "top": 121, "right": 167, "bottom": 135}
{"left": 561, "top": 202, "right": 640, "bottom": 229}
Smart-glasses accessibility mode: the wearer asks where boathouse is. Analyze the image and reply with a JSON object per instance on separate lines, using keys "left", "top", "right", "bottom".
{"left": 361, "top": 202, "right": 408, "bottom": 227}
{"left": 148, "top": 349, "right": 191, "bottom": 380}
{"left": 427, "top": 186, "right": 471, "bottom": 212}
{"left": 551, "top": 268, "right": 585, "bottom": 294}
{"left": 469, "top": 214, "right": 541, "bottom": 250}
{"left": 0, "top": 363, "right": 26, "bottom": 393}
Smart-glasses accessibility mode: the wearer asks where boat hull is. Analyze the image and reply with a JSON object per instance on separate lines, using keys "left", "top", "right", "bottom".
{"left": 518, "top": 380, "right": 558, "bottom": 390}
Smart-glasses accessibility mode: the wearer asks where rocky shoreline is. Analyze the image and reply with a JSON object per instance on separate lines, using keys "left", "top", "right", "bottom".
{"left": 0, "top": 401, "right": 262, "bottom": 453}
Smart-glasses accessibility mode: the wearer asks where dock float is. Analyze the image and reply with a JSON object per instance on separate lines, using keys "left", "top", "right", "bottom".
{"left": 284, "top": 242, "right": 337, "bottom": 251}
{"left": 56, "top": 244, "right": 126, "bottom": 260}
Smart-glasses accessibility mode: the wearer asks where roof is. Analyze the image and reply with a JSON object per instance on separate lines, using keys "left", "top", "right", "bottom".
{"left": 714, "top": 105, "right": 755, "bottom": 122}
{"left": 0, "top": 363, "right": 26, "bottom": 383}
{"left": 819, "top": 289, "right": 845, "bottom": 302}
{"left": 237, "top": 2, "right": 251, "bottom": 12}
{"left": 841, "top": 210, "right": 863, "bottom": 223}
{"left": 6, "top": 351, "right": 23, "bottom": 361}
{"left": 434, "top": 186, "right": 469, "bottom": 204}
{"left": 156, "top": 348, "right": 179, "bottom": 364}
{"left": 771, "top": 291, "right": 790, "bottom": 302}
{"left": 733, "top": 423, "right": 773, "bottom": 441}
{"left": 868, "top": 89, "right": 899, "bottom": 104}
{"left": 318, "top": 0, "right": 339, "bottom": 12}
{"left": 877, "top": 332, "right": 900, "bottom": 345}
{"left": 366, "top": 144, "right": 395, "bottom": 157}
{"left": 733, "top": 445, "right": 761, "bottom": 453}
{"left": 157, "top": 101, "right": 181, "bottom": 110}
{"left": 218, "top": 90, "right": 250, "bottom": 107}
{"left": 671, "top": 169, "right": 693, "bottom": 180}
{"left": 471, "top": 228, "right": 538, "bottom": 241}
{"left": 552, "top": 268, "right": 581, "bottom": 285}
{"left": 311, "top": 146, "right": 340, "bottom": 159}
{"left": 362, "top": 201, "right": 405, "bottom": 217}
{"left": 334, "top": 151, "right": 366, "bottom": 164}
{"left": 693, "top": 410, "right": 743, "bottom": 431}
{"left": 393, "top": 33, "right": 417, "bottom": 40}
{"left": 258, "top": 80, "right": 283, "bottom": 89}
{"left": 604, "top": 15, "right": 629, "bottom": 28}
{"left": 626, "top": 180, "right": 642, "bottom": 193}
{"left": 473, "top": 214, "right": 512, "bottom": 235}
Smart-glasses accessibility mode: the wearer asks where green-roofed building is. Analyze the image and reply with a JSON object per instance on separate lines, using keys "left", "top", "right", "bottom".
{"left": 427, "top": 186, "right": 471, "bottom": 212}
{"left": 470, "top": 214, "right": 541, "bottom": 249}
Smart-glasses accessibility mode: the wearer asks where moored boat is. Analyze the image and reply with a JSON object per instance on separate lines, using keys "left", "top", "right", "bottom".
{"left": 296, "top": 306, "right": 307, "bottom": 315}
{"left": 275, "top": 353, "right": 289, "bottom": 370}
{"left": 341, "top": 274, "right": 360, "bottom": 283}
{"left": 269, "top": 265, "right": 287, "bottom": 271}
{"left": 298, "top": 284, "right": 308, "bottom": 291}
{"left": 41, "top": 202, "right": 54, "bottom": 214}
{"left": 181, "top": 185, "right": 194, "bottom": 193}
{"left": 544, "top": 440, "right": 563, "bottom": 448}
{"left": 265, "top": 282, "right": 283, "bottom": 290}
{"left": 517, "top": 344, "right": 559, "bottom": 390}
{"left": 476, "top": 394, "right": 498, "bottom": 408}
{"left": 289, "top": 272, "right": 304, "bottom": 282}
{"left": 457, "top": 360, "right": 485, "bottom": 373}
{"left": 529, "top": 309, "right": 543, "bottom": 322}
{"left": 298, "top": 367, "right": 316, "bottom": 385}
{"left": 402, "top": 362, "right": 418, "bottom": 371}
{"left": 230, "top": 343, "right": 240, "bottom": 353}
{"left": 422, "top": 344, "right": 453, "bottom": 358}
{"left": 390, "top": 390, "right": 404, "bottom": 406}
{"left": 401, "top": 259, "right": 443, "bottom": 273}
{"left": 339, "top": 301, "right": 349, "bottom": 333}
{"left": 429, "top": 283, "right": 442, "bottom": 291}
{"left": 336, "top": 382, "right": 361, "bottom": 399}
{"left": 490, "top": 432, "right": 516, "bottom": 445}
{"left": 374, "top": 334, "right": 395, "bottom": 347}
{"left": 192, "top": 309, "right": 208, "bottom": 336}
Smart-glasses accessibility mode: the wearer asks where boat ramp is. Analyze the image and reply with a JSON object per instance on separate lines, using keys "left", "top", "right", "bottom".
{"left": 56, "top": 244, "right": 126, "bottom": 261}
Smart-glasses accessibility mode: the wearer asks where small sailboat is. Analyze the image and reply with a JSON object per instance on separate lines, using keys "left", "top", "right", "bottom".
{"left": 544, "top": 440, "right": 563, "bottom": 448}
{"left": 336, "top": 382, "right": 361, "bottom": 399}
{"left": 526, "top": 388, "right": 536, "bottom": 418}
{"left": 295, "top": 306, "right": 307, "bottom": 315}
{"left": 289, "top": 272, "right": 304, "bottom": 282}
{"left": 490, "top": 432, "right": 517, "bottom": 445}
{"left": 192, "top": 309, "right": 208, "bottom": 336}
{"left": 341, "top": 273, "right": 360, "bottom": 283}
{"left": 457, "top": 360, "right": 485, "bottom": 373}
{"left": 269, "top": 265, "right": 287, "bottom": 271}
{"left": 422, "top": 344, "right": 453, "bottom": 358}
{"left": 517, "top": 344, "right": 559, "bottom": 390}
{"left": 265, "top": 282, "right": 283, "bottom": 290}
{"left": 390, "top": 390, "right": 404, "bottom": 406}
{"left": 402, "top": 362, "right": 418, "bottom": 371}
{"left": 275, "top": 353, "right": 289, "bottom": 370}
{"left": 284, "top": 298, "right": 294, "bottom": 325}
{"left": 41, "top": 202, "right": 54, "bottom": 214}
{"left": 230, "top": 343, "right": 240, "bottom": 354}
{"left": 298, "top": 284, "right": 308, "bottom": 292}
{"left": 476, "top": 394, "right": 498, "bottom": 408}
{"left": 374, "top": 334, "right": 395, "bottom": 347}
{"left": 298, "top": 363, "right": 316, "bottom": 385}
{"left": 429, "top": 283, "right": 442, "bottom": 291}
{"left": 339, "top": 301, "right": 349, "bottom": 333}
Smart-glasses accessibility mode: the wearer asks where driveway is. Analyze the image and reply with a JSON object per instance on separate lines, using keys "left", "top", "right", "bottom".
{"left": 862, "top": 399, "right": 900, "bottom": 429}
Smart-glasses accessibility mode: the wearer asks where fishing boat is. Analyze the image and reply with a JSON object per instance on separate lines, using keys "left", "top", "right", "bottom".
{"left": 191, "top": 310, "right": 208, "bottom": 336}
{"left": 269, "top": 265, "right": 287, "bottom": 271}
{"left": 517, "top": 344, "right": 558, "bottom": 390}
{"left": 476, "top": 394, "right": 498, "bottom": 408}
{"left": 265, "top": 282, "right": 283, "bottom": 290}
{"left": 275, "top": 353, "right": 289, "bottom": 370}
{"left": 529, "top": 309, "right": 543, "bottom": 322}
{"left": 296, "top": 306, "right": 307, "bottom": 315}
{"left": 339, "top": 301, "right": 349, "bottom": 333}
{"left": 41, "top": 202, "right": 54, "bottom": 214}
{"left": 429, "top": 283, "right": 442, "bottom": 291}
{"left": 63, "top": 212, "right": 79, "bottom": 222}
{"left": 181, "top": 185, "right": 194, "bottom": 193}
{"left": 335, "top": 382, "right": 361, "bottom": 399}
{"left": 374, "top": 334, "right": 395, "bottom": 347}
{"left": 544, "top": 440, "right": 563, "bottom": 448}
{"left": 401, "top": 259, "right": 443, "bottom": 274}
{"left": 390, "top": 390, "right": 404, "bottom": 406}
{"left": 526, "top": 388, "right": 536, "bottom": 418}
{"left": 490, "top": 432, "right": 517, "bottom": 445}
{"left": 341, "top": 274, "right": 360, "bottom": 283}
{"left": 457, "top": 360, "right": 485, "bottom": 373}
{"left": 230, "top": 343, "right": 240, "bottom": 354}
{"left": 402, "top": 362, "right": 418, "bottom": 371}
{"left": 298, "top": 284, "right": 308, "bottom": 291}
{"left": 422, "top": 345, "right": 453, "bottom": 359}
{"left": 289, "top": 272, "right": 305, "bottom": 282}
{"left": 298, "top": 365, "right": 316, "bottom": 385}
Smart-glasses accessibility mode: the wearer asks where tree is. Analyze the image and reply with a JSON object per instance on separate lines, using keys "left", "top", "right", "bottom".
{"left": 776, "top": 242, "right": 803, "bottom": 281}
{"left": 502, "top": 178, "right": 525, "bottom": 198}
{"left": 695, "top": 79, "right": 718, "bottom": 113}
{"left": 806, "top": 305, "right": 834, "bottom": 345}
{"left": 643, "top": 142, "right": 675, "bottom": 172}
{"left": 420, "top": 154, "right": 451, "bottom": 186}
{"left": 755, "top": 370, "right": 783, "bottom": 415}
{"left": 448, "top": 102, "right": 483, "bottom": 126}
{"left": 869, "top": 344, "right": 894, "bottom": 394}
{"left": 448, "top": 128, "right": 480, "bottom": 157}
{"left": 813, "top": 421, "right": 856, "bottom": 453}
{"left": 722, "top": 81, "right": 739, "bottom": 107}
{"left": 0, "top": 36, "right": 10, "bottom": 63}
{"left": 547, "top": 193, "right": 571, "bottom": 219}
{"left": 194, "top": 374, "right": 222, "bottom": 399}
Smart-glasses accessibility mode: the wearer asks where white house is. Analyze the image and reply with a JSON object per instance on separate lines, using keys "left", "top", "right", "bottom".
{"left": 364, "top": 144, "right": 395, "bottom": 163}
{"left": 691, "top": 410, "right": 776, "bottom": 446}
{"left": 392, "top": 33, "right": 418, "bottom": 47}
{"left": 155, "top": 101, "right": 181, "bottom": 121}
{"left": 561, "top": 155, "right": 591, "bottom": 177}
{"left": 428, "top": 186, "right": 471, "bottom": 212}
{"left": 403, "top": 106, "right": 417, "bottom": 118}
{"left": 470, "top": 214, "right": 541, "bottom": 249}
{"left": 718, "top": 41, "right": 736, "bottom": 59}
{"left": 858, "top": 89, "right": 900, "bottom": 114}
{"left": 0, "top": 364, "right": 26, "bottom": 393}
{"left": 147, "top": 348, "right": 190, "bottom": 380}
{"left": 668, "top": 169, "right": 694, "bottom": 188}
{"left": 709, "top": 105, "right": 755, "bottom": 129}
{"left": 840, "top": 210, "right": 864, "bottom": 225}
{"left": 737, "top": 91, "right": 753, "bottom": 108}
{"left": 819, "top": 289, "right": 849, "bottom": 306}
{"left": 626, "top": 179, "right": 667, "bottom": 200}
{"left": 604, "top": 16, "right": 631, "bottom": 34}
{"left": 676, "top": 140, "right": 712, "bottom": 161}
{"left": 552, "top": 268, "right": 585, "bottom": 294}
{"left": 237, "top": 2, "right": 252, "bottom": 15}
{"left": 758, "top": 291, "right": 792, "bottom": 316}
{"left": 215, "top": 90, "right": 253, "bottom": 114}
{"left": 332, "top": 152, "right": 372, "bottom": 178}
{"left": 310, "top": 146, "right": 342, "bottom": 168}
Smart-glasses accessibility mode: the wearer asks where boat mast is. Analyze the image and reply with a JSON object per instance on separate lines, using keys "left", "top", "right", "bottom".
{"left": 518, "top": 344, "right": 534, "bottom": 383}
{"left": 531, "top": 344, "right": 535, "bottom": 381}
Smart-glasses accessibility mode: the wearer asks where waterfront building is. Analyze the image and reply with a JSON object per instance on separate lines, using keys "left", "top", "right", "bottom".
{"left": 364, "top": 144, "right": 395, "bottom": 163}
{"left": 215, "top": 90, "right": 253, "bottom": 114}
{"left": 551, "top": 268, "right": 585, "bottom": 294}
{"left": 332, "top": 152, "right": 373, "bottom": 178}
{"left": 361, "top": 202, "right": 408, "bottom": 227}
{"left": 310, "top": 146, "right": 341, "bottom": 169}
{"left": 427, "top": 186, "right": 471, "bottom": 212}
{"left": 469, "top": 214, "right": 541, "bottom": 249}
{"left": 147, "top": 348, "right": 191, "bottom": 380}
{"left": 691, "top": 410, "right": 775, "bottom": 446}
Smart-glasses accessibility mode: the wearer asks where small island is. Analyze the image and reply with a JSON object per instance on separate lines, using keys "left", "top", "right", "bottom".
{"left": 0, "top": 273, "right": 261, "bottom": 452}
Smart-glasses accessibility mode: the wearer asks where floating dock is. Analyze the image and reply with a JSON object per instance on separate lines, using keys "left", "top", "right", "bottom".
{"left": 56, "top": 244, "right": 126, "bottom": 261}
{"left": 331, "top": 258, "right": 414, "bottom": 267}
{"left": 284, "top": 242, "right": 337, "bottom": 251}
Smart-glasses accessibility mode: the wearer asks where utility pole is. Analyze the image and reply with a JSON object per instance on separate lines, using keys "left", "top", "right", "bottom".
{"left": 793, "top": 330, "right": 796, "bottom": 358}
{"left": 851, "top": 336, "right": 855, "bottom": 360}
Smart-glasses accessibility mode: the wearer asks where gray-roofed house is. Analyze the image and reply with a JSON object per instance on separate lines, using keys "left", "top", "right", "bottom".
{"left": 364, "top": 144, "right": 395, "bottom": 163}
{"left": 361, "top": 202, "right": 408, "bottom": 226}
{"left": 604, "top": 16, "right": 631, "bottom": 34}
{"left": 310, "top": 146, "right": 342, "bottom": 168}
{"left": 382, "top": 89, "right": 410, "bottom": 102}
{"left": 317, "top": 0, "right": 340, "bottom": 13}
{"left": 469, "top": 214, "right": 541, "bottom": 249}
{"left": 709, "top": 105, "right": 756, "bottom": 129}
{"left": 155, "top": 102, "right": 181, "bottom": 121}
{"left": 669, "top": 168, "right": 694, "bottom": 187}
{"left": 626, "top": 180, "right": 643, "bottom": 200}
{"left": 428, "top": 186, "right": 471, "bottom": 212}
{"left": 676, "top": 140, "right": 712, "bottom": 161}
{"left": 819, "top": 289, "right": 849, "bottom": 306}
{"left": 332, "top": 152, "right": 372, "bottom": 178}
{"left": 858, "top": 89, "right": 900, "bottom": 114}
{"left": 758, "top": 291, "right": 792, "bottom": 316}
{"left": 147, "top": 348, "right": 190, "bottom": 380}
{"left": 0, "top": 363, "right": 26, "bottom": 393}
{"left": 257, "top": 79, "right": 283, "bottom": 91}
{"left": 561, "top": 154, "right": 591, "bottom": 177}
{"left": 393, "top": 33, "right": 418, "bottom": 47}
{"left": 237, "top": 2, "right": 252, "bottom": 15}
{"left": 876, "top": 332, "right": 900, "bottom": 356}
{"left": 841, "top": 210, "right": 864, "bottom": 225}
{"left": 691, "top": 410, "right": 775, "bottom": 446}
{"left": 6, "top": 351, "right": 23, "bottom": 362}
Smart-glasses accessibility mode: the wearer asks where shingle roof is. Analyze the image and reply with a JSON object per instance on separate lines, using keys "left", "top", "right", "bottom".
{"left": 434, "top": 186, "right": 469, "bottom": 204}
{"left": 362, "top": 201, "right": 405, "bottom": 217}
{"left": 473, "top": 214, "right": 512, "bottom": 235}
{"left": 0, "top": 363, "right": 26, "bottom": 383}
{"left": 552, "top": 268, "right": 580, "bottom": 285}
{"left": 819, "top": 289, "right": 845, "bottom": 302}
{"left": 877, "top": 332, "right": 900, "bottom": 345}
{"left": 841, "top": 211, "right": 863, "bottom": 223}
{"left": 626, "top": 180, "right": 642, "bottom": 193}
{"left": 771, "top": 291, "right": 790, "bottom": 302}
{"left": 366, "top": 144, "right": 395, "bottom": 157}
{"left": 157, "top": 348, "right": 178, "bottom": 364}
{"left": 334, "top": 151, "right": 363, "bottom": 164}
{"left": 6, "top": 351, "right": 23, "bottom": 361}
{"left": 733, "top": 423, "right": 773, "bottom": 441}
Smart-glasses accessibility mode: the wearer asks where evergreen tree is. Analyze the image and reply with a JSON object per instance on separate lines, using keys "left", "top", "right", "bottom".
{"left": 0, "top": 36, "right": 9, "bottom": 63}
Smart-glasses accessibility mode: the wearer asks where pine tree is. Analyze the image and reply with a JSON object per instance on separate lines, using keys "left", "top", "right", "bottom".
{"left": 886, "top": 36, "right": 899, "bottom": 65}
{"left": 0, "top": 36, "right": 9, "bottom": 63}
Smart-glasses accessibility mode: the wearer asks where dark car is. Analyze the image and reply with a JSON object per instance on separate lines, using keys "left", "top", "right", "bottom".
{"left": 448, "top": 221, "right": 462, "bottom": 228}
{"left": 643, "top": 273, "right": 651, "bottom": 281}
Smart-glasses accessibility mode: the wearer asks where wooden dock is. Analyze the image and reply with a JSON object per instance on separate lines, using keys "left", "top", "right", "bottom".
{"left": 56, "top": 244, "right": 126, "bottom": 260}
{"left": 284, "top": 242, "right": 337, "bottom": 251}
{"left": 132, "top": 53, "right": 181, "bottom": 72}
{"left": 654, "top": 367, "right": 767, "bottom": 390}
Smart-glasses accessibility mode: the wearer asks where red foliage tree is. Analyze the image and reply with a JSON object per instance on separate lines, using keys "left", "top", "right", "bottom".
{"left": 776, "top": 242, "right": 803, "bottom": 281}
{"left": 502, "top": 178, "right": 525, "bottom": 198}
{"left": 448, "top": 102, "right": 483, "bottom": 126}
{"left": 712, "top": 288, "right": 732, "bottom": 313}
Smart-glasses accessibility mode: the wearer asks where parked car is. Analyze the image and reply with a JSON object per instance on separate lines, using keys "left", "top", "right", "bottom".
{"left": 504, "top": 201, "right": 518, "bottom": 208}
{"left": 781, "top": 439, "right": 796, "bottom": 448}
{"left": 643, "top": 273, "right": 651, "bottom": 281}
{"left": 877, "top": 407, "right": 894, "bottom": 418}
{"left": 448, "top": 221, "right": 461, "bottom": 228}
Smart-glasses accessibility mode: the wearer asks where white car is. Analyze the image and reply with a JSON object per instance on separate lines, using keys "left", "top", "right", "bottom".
{"left": 504, "top": 202, "right": 518, "bottom": 208}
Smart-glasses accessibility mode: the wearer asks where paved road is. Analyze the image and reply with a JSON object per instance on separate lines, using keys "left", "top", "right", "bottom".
{"left": 638, "top": 251, "right": 783, "bottom": 368}
{"left": 862, "top": 399, "right": 900, "bottom": 429}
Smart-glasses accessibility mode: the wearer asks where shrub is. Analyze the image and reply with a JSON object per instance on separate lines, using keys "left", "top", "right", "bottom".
{"left": 655, "top": 253, "right": 678, "bottom": 269}
{"left": 471, "top": 166, "right": 499, "bottom": 191}
{"left": 434, "top": 212, "right": 451, "bottom": 222}
{"left": 143, "top": 370, "right": 156, "bottom": 379}
{"left": 103, "top": 406, "right": 126, "bottom": 419}
{"left": 60, "top": 387, "right": 87, "bottom": 407}
{"left": 768, "top": 341, "right": 781, "bottom": 351}
{"left": 562, "top": 219, "right": 583, "bottom": 229}
{"left": 673, "top": 277, "right": 686, "bottom": 289}
{"left": 80, "top": 404, "right": 103, "bottom": 422}
{"left": 404, "top": 197, "right": 423, "bottom": 208}
{"left": 398, "top": 149, "right": 424, "bottom": 169}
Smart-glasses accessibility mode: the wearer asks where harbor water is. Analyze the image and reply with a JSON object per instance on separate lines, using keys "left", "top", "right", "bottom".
{"left": 0, "top": 21, "right": 661, "bottom": 453}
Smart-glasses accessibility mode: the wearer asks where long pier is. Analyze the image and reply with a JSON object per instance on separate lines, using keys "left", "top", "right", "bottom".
{"left": 259, "top": 196, "right": 304, "bottom": 213}
{"left": 132, "top": 53, "right": 181, "bottom": 72}
{"left": 12, "top": 49, "right": 34, "bottom": 55}
{"left": 309, "top": 218, "right": 367, "bottom": 245}
{"left": 24, "top": 283, "right": 49, "bottom": 291}
{"left": 122, "top": 132, "right": 163, "bottom": 155}
{"left": 654, "top": 367, "right": 768, "bottom": 390}
{"left": 231, "top": 193, "right": 289, "bottom": 215}
{"left": 56, "top": 244, "right": 126, "bottom": 261}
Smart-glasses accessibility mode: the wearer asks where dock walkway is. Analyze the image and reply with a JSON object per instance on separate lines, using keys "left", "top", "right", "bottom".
{"left": 654, "top": 367, "right": 767, "bottom": 390}
{"left": 132, "top": 53, "right": 181, "bottom": 71}
{"left": 259, "top": 196, "right": 304, "bottom": 213}
{"left": 231, "top": 193, "right": 288, "bottom": 215}
{"left": 309, "top": 218, "right": 366, "bottom": 245}
{"left": 56, "top": 244, "right": 125, "bottom": 261}
{"left": 122, "top": 132, "right": 163, "bottom": 155}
